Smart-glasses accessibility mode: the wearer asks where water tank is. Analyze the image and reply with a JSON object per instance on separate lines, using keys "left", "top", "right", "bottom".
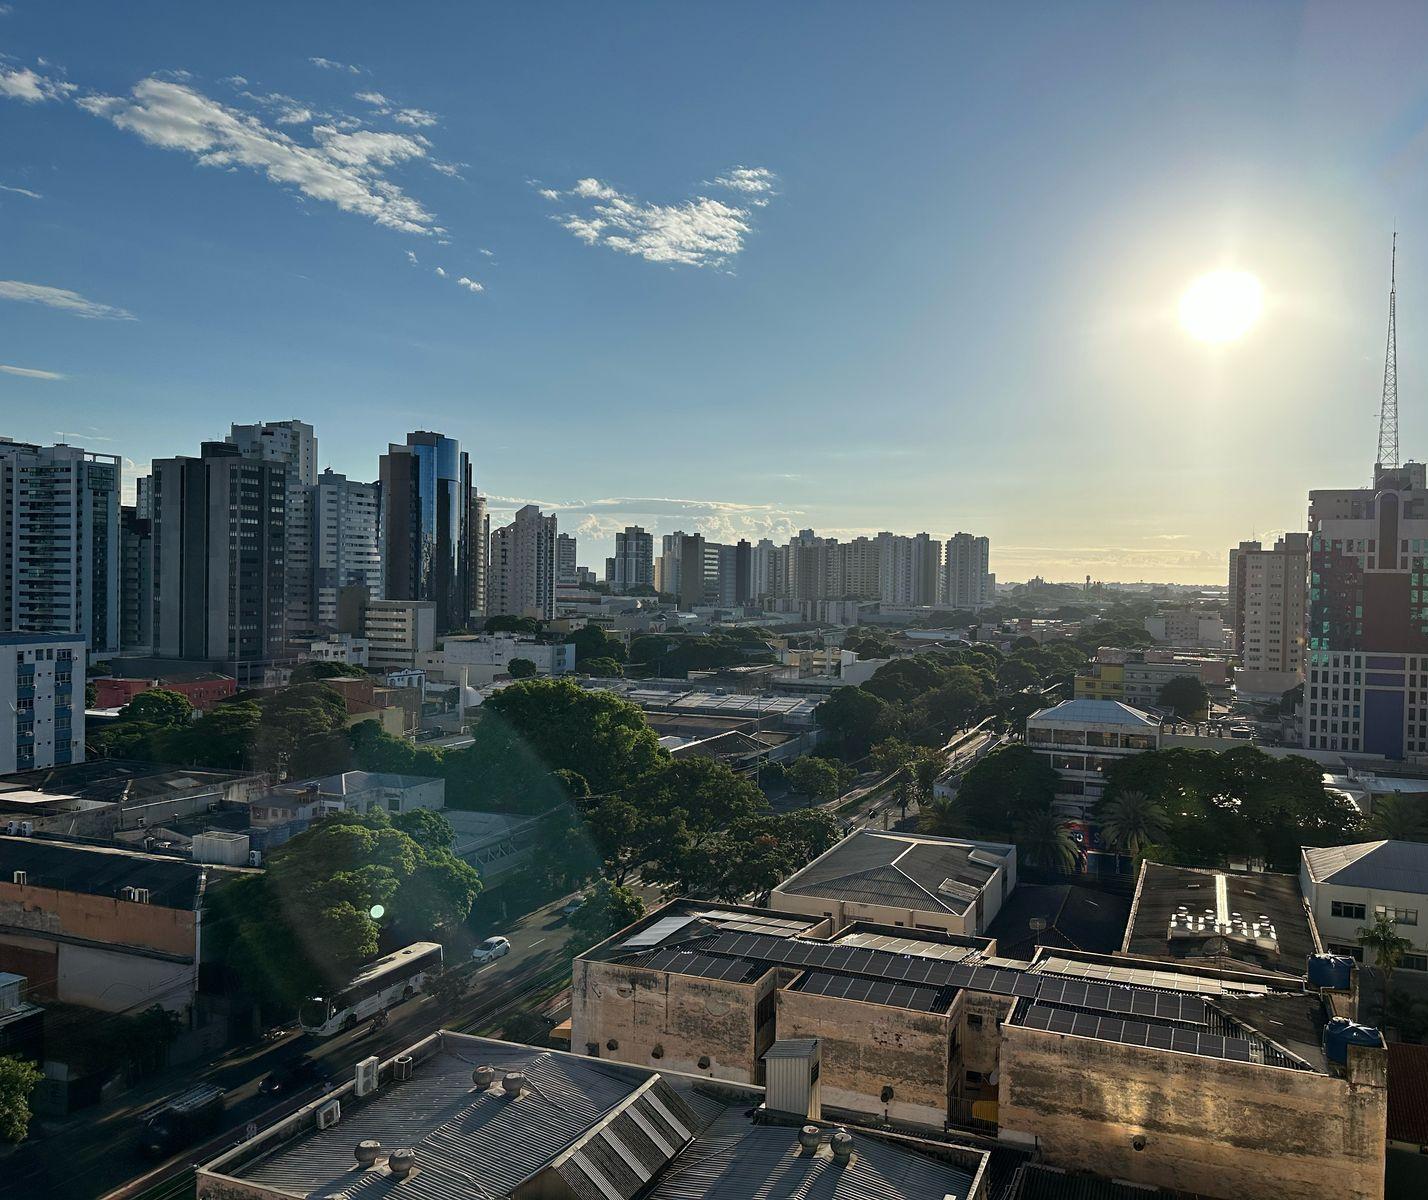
{"left": 1307, "top": 954, "right": 1354, "bottom": 991}
{"left": 1323, "top": 1017, "right": 1382, "bottom": 1065}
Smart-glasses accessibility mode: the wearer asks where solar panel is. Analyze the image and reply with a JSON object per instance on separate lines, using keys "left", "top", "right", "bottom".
{"left": 621, "top": 912, "right": 705, "bottom": 949}
{"left": 1018, "top": 1006, "right": 1267, "bottom": 1064}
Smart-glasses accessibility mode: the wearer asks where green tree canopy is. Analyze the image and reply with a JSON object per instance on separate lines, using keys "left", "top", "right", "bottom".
{"left": 1156, "top": 674, "right": 1210, "bottom": 718}
{"left": 567, "top": 625, "right": 627, "bottom": 665}
{"left": 582, "top": 657, "right": 625, "bottom": 678}
{"left": 0, "top": 1056, "right": 42, "bottom": 1144}
{"left": 786, "top": 755, "right": 845, "bottom": 803}
{"left": 568, "top": 879, "right": 648, "bottom": 950}
{"left": 947, "top": 745, "right": 1058, "bottom": 842}
{"left": 291, "top": 660, "right": 363, "bottom": 684}
{"left": 815, "top": 686, "right": 894, "bottom": 756}
{"left": 121, "top": 688, "right": 193, "bottom": 727}
{"left": 506, "top": 658, "right": 538, "bottom": 679}
{"left": 486, "top": 615, "right": 542, "bottom": 635}
{"left": 1095, "top": 789, "right": 1168, "bottom": 858}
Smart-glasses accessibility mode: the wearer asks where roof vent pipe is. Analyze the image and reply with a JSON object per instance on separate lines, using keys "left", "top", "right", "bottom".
{"left": 797, "top": 1125, "right": 821, "bottom": 1152}
{"left": 502, "top": 1071, "right": 527, "bottom": 1097}
{"left": 354, "top": 1140, "right": 382, "bottom": 1167}
{"left": 472, "top": 1065, "right": 497, "bottom": 1090}
{"left": 388, "top": 1148, "right": 416, "bottom": 1179}
{"left": 831, "top": 1130, "right": 854, "bottom": 1165}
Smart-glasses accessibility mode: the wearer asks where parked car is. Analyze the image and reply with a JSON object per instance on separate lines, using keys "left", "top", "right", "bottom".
{"left": 258, "top": 1056, "right": 323, "bottom": 1095}
{"left": 561, "top": 895, "right": 587, "bottom": 918}
{"left": 471, "top": 935, "right": 511, "bottom": 964}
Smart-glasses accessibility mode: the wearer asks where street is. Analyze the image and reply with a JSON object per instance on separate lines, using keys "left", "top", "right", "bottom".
{"left": 3, "top": 892, "right": 582, "bottom": 1200}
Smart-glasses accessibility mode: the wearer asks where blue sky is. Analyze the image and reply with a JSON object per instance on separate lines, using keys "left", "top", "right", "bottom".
{"left": 5, "top": 1, "right": 1428, "bottom": 582}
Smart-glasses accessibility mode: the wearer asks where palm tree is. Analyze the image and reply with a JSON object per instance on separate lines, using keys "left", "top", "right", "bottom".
{"left": 1015, "top": 811, "right": 1079, "bottom": 873}
{"left": 1097, "top": 790, "right": 1169, "bottom": 858}
{"left": 1366, "top": 792, "right": 1428, "bottom": 843}
{"left": 1358, "top": 911, "right": 1414, "bottom": 1000}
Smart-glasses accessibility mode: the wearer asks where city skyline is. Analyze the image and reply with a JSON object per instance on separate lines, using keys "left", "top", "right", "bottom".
{"left": 5, "top": 3, "right": 1428, "bottom": 582}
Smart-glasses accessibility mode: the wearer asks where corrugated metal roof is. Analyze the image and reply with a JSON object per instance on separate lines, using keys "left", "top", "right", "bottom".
{"left": 764, "top": 1038, "right": 819, "bottom": 1059}
{"left": 642, "top": 1109, "right": 977, "bottom": 1200}
{"left": 1303, "top": 840, "right": 1428, "bottom": 892}
{"left": 1389, "top": 1042, "right": 1428, "bottom": 1146}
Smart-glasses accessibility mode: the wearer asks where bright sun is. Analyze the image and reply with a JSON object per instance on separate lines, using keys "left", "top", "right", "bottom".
{"left": 1178, "top": 269, "right": 1264, "bottom": 344}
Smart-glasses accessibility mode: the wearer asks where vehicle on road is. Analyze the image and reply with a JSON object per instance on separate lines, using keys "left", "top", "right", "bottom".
{"left": 138, "top": 1084, "right": 226, "bottom": 1158}
{"left": 560, "top": 896, "right": 586, "bottom": 917}
{"left": 471, "top": 935, "right": 511, "bottom": 964}
{"left": 299, "top": 941, "right": 443, "bottom": 1037}
{"left": 258, "top": 1055, "right": 323, "bottom": 1095}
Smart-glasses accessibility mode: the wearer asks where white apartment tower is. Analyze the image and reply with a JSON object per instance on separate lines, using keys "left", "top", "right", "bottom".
{"left": 877, "top": 531, "right": 942, "bottom": 607}
{"left": 0, "top": 439, "right": 121, "bottom": 654}
{"left": 1, "top": 632, "right": 86, "bottom": 773}
{"left": 1229, "top": 534, "right": 1308, "bottom": 694}
{"left": 556, "top": 533, "right": 578, "bottom": 585}
{"left": 607, "top": 525, "right": 655, "bottom": 593}
{"left": 488, "top": 505, "right": 558, "bottom": 621}
{"left": 311, "top": 469, "right": 382, "bottom": 629}
{"left": 945, "top": 532, "right": 992, "bottom": 611}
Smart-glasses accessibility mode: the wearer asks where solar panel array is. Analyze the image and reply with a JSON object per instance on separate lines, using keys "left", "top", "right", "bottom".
{"left": 1033, "top": 978, "right": 1210, "bottom": 1026}
{"left": 1019, "top": 1004, "right": 1260, "bottom": 1063}
{"left": 793, "top": 970, "right": 950, "bottom": 1013}
{"left": 629, "top": 947, "right": 762, "bottom": 983}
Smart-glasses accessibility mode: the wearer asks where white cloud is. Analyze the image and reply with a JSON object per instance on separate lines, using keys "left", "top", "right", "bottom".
{"left": 478, "top": 247, "right": 494, "bottom": 257}
{"left": 355, "top": 90, "right": 390, "bottom": 106}
{"left": 78, "top": 79, "right": 439, "bottom": 234}
{"left": 0, "top": 279, "right": 135, "bottom": 319}
{"left": 548, "top": 168, "right": 777, "bottom": 268}
{"left": 0, "top": 183, "right": 41, "bottom": 199}
{"left": 406, "top": 249, "right": 418, "bottom": 264}
{"left": 434, "top": 266, "right": 446, "bottom": 277}
{"left": 0, "top": 62, "right": 74, "bottom": 103}
{"left": 309, "top": 56, "right": 362, "bottom": 74}
{"left": 485, "top": 495, "right": 803, "bottom": 545}
{"left": 222, "top": 75, "right": 248, "bottom": 87}
{"left": 456, "top": 276, "right": 483, "bottom": 293}
{"left": 1, "top": 363, "right": 66, "bottom": 380}
{"left": 393, "top": 107, "right": 437, "bottom": 128}
{"left": 240, "top": 90, "right": 314, "bottom": 125}
{"left": 430, "top": 160, "right": 463, "bottom": 178}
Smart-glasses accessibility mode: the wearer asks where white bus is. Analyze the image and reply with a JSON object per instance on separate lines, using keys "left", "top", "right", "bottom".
{"left": 299, "top": 942, "right": 443, "bottom": 1037}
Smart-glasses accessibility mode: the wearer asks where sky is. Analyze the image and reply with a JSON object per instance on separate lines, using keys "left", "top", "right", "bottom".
{"left": 5, "top": 2, "right": 1428, "bottom": 584}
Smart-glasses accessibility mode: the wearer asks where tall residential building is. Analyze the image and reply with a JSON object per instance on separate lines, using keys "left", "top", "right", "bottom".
{"left": 227, "top": 420, "right": 317, "bottom": 640}
{"left": 1, "top": 633, "right": 85, "bottom": 774}
{"left": 1305, "top": 461, "right": 1428, "bottom": 758}
{"left": 750, "top": 538, "right": 778, "bottom": 600}
{"left": 877, "top": 531, "right": 941, "bottom": 606}
{"left": 119, "top": 505, "right": 154, "bottom": 653}
{"left": 487, "top": 505, "right": 557, "bottom": 621}
{"left": 151, "top": 442, "right": 287, "bottom": 678}
{"left": 556, "top": 533, "right": 578, "bottom": 585}
{"left": 311, "top": 469, "right": 382, "bottom": 629}
{"left": 380, "top": 431, "right": 473, "bottom": 635}
{"left": 0, "top": 439, "right": 121, "bottom": 654}
{"left": 1228, "top": 534, "right": 1308, "bottom": 693}
{"left": 944, "top": 532, "right": 992, "bottom": 611}
{"left": 469, "top": 491, "right": 489, "bottom": 622}
{"left": 607, "top": 525, "right": 654, "bottom": 593}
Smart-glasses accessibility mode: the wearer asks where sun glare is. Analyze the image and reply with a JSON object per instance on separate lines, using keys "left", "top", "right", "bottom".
{"left": 1178, "top": 269, "right": 1263, "bottom": 344}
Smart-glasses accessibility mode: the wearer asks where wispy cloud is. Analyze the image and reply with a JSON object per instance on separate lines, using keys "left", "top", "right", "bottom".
{"left": 309, "top": 56, "right": 363, "bottom": 75}
{"left": 456, "top": 276, "right": 483, "bottom": 293}
{"left": 238, "top": 89, "right": 314, "bottom": 125}
{"left": 0, "top": 183, "right": 41, "bottom": 199}
{"left": 0, "top": 61, "right": 74, "bottom": 103}
{"left": 485, "top": 494, "right": 804, "bottom": 544}
{"left": 355, "top": 89, "right": 438, "bottom": 128}
{"left": 434, "top": 266, "right": 446, "bottom": 277}
{"left": 543, "top": 166, "right": 777, "bottom": 268}
{"left": 0, "top": 280, "right": 135, "bottom": 320}
{"left": 1, "top": 363, "right": 66, "bottom": 380}
{"left": 77, "top": 78, "right": 440, "bottom": 234}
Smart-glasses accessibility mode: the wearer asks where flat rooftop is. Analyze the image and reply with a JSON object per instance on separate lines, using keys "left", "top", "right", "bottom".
{"left": 0, "top": 834, "right": 205, "bottom": 909}
{"left": 0, "top": 759, "right": 257, "bottom": 808}
{"left": 200, "top": 1032, "right": 983, "bottom": 1200}
{"left": 774, "top": 830, "right": 1015, "bottom": 916}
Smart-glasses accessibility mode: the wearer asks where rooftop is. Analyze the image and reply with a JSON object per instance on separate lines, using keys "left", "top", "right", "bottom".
{"left": 201, "top": 1033, "right": 982, "bottom": 1200}
{"left": 1121, "top": 862, "right": 1318, "bottom": 978}
{"left": 0, "top": 759, "right": 257, "bottom": 808}
{"left": 1388, "top": 1042, "right": 1428, "bottom": 1146}
{"left": 280, "top": 770, "right": 442, "bottom": 797}
{"left": 985, "top": 883, "right": 1131, "bottom": 959}
{"left": 1028, "top": 699, "right": 1159, "bottom": 728}
{"left": 0, "top": 835, "right": 206, "bottom": 909}
{"left": 1302, "top": 840, "right": 1428, "bottom": 894}
{"left": 774, "top": 830, "right": 1015, "bottom": 916}
{"left": 0, "top": 632, "right": 85, "bottom": 646}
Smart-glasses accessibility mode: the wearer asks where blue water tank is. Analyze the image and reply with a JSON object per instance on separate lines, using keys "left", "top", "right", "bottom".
{"left": 1307, "top": 954, "right": 1354, "bottom": 991}
{"left": 1323, "top": 1017, "right": 1382, "bottom": 1065}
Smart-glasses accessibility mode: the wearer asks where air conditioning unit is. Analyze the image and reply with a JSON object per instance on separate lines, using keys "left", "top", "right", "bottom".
{"left": 392, "top": 1055, "right": 414, "bottom": 1082}
{"left": 12, "top": 871, "right": 26, "bottom": 886}
{"left": 354, "top": 1056, "right": 379, "bottom": 1098}
{"left": 18, "top": 822, "right": 32, "bottom": 837}
{"left": 248, "top": 850, "right": 263, "bottom": 867}
{"left": 316, "top": 1099, "right": 341, "bottom": 1129}
{"left": 121, "top": 886, "right": 151, "bottom": 904}
{"left": 5, "top": 822, "right": 18, "bottom": 836}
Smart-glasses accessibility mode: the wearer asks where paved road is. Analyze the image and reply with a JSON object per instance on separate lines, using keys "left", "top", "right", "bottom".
{"left": 4, "top": 893, "right": 581, "bottom": 1200}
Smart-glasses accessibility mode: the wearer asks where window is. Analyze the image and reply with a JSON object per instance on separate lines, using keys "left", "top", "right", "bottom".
{"left": 1331, "top": 900, "right": 1367, "bottom": 921}
{"left": 966, "top": 1014, "right": 983, "bottom": 1029}
{"left": 1376, "top": 905, "right": 1419, "bottom": 926}
{"left": 1402, "top": 954, "right": 1428, "bottom": 973}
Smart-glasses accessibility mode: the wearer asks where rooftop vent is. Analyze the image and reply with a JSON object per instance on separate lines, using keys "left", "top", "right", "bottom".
{"left": 501, "top": 1071, "right": 527, "bottom": 1098}
{"left": 798, "top": 1125, "right": 821, "bottom": 1152}
{"left": 472, "top": 1065, "right": 497, "bottom": 1090}
{"left": 354, "top": 1140, "right": 381, "bottom": 1167}
{"left": 831, "top": 1129, "right": 855, "bottom": 1165}
{"left": 392, "top": 1054, "right": 414, "bottom": 1081}
{"left": 387, "top": 1148, "right": 415, "bottom": 1180}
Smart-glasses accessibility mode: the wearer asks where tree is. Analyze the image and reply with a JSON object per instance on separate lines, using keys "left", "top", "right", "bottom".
{"left": 121, "top": 688, "right": 193, "bottom": 727}
{"left": 1015, "top": 811, "right": 1079, "bottom": 872}
{"left": 786, "top": 756, "right": 845, "bottom": 803}
{"left": 507, "top": 657, "right": 538, "bottom": 679}
{"left": 567, "top": 625, "right": 626, "bottom": 665}
{"left": 582, "top": 657, "right": 624, "bottom": 678}
{"left": 1156, "top": 675, "right": 1210, "bottom": 719}
{"left": 996, "top": 659, "right": 1041, "bottom": 692}
{"left": 1366, "top": 793, "right": 1428, "bottom": 842}
{"left": 425, "top": 964, "right": 469, "bottom": 1009}
{"left": 568, "top": 879, "right": 647, "bottom": 950}
{"left": 486, "top": 614, "right": 542, "bottom": 635}
{"left": 952, "top": 745, "right": 1058, "bottom": 841}
{"left": 291, "top": 660, "right": 362, "bottom": 684}
{"left": 1359, "top": 911, "right": 1414, "bottom": 995}
{"left": 1095, "top": 789, "right": 1167, "bottom": 858}
{"left": 0, "top": 1056, "right": 41, "bottom": 1143}
{"left": 392, "top": 808, "right": 456, "bottom": 852}
{"left": 637, "top": 757, "right": 771, "bottom": 893}
{"left": 85, "top": 681, "right": 98, "bottom": 708}
{"left": 815, "top": 687, "right": 893, "bottom": 757}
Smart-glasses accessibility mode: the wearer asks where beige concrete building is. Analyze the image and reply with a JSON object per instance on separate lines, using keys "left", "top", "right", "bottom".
{"left": 1230, "top": 533, "right": 1308, "bottom": 696}
{"left": 1301, "top": 840, "right": 1428, "bottom": 972}
{"left": 768, "top": 830, "right": 1016, "bottom": 937}
{"left": 573, "top": 900, "right": 1387, "bottom": 1200}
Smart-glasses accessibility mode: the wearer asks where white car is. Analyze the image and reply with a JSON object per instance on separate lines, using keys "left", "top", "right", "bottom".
{"left": 470, "top": 936, "right": 511, "bottom": 964}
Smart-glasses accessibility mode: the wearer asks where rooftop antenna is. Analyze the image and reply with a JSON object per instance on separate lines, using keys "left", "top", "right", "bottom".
{"left": 1377, "top": 233, "right": 1400, "bottom": 470}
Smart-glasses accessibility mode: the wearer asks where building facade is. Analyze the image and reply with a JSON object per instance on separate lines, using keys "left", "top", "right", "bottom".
{"left": 556, "top": 532, "right": 578, "bottom": 585}
{"left": 608, "top": 525, "right": 654, "bottom": 593}
{"left": 944, "top": 532, "right": 991, "bottom": 611}
{"left": 360, "top": 598, "right": 438, "bottom": 670}
{"left": 0, "top": 439, "right": 120, "bottom": 655}
{"left": 1301, "top": 841, "right": 1428, "bottom": 971}
{"left": 0, "top": 633, "right": 84, "bottom": 774}
{"left": 310, "top": 468, "right": 381, "bottom": 629}
{"left": 1229, "top": 533, "right": 1308, "bottom": 694}
{"left": 487, "top": 504, "right": 558, "bottom": 621}
{"left": 1026, "top": 698, "right": 1160, "bottom": 823}
{"left": 380, "top": 431, "right": 473, "bottom": 634}
{"left": 119, "top": 504, "right": 154, "bottom": 654}
{"left": 877, "top": 532, "right": 941, "bottom": 607}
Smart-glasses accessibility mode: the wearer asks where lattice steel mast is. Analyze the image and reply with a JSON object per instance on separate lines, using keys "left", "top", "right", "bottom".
{"left": 1378, "top": 233, "right": 1399, "bottom": 469}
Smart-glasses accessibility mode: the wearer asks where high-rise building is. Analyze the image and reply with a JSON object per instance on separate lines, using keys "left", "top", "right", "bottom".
{"left": 380, "top": 431, "right": 473, "bottom": 635}
{"left": 877, "top": 531, "right": 941, "bottom": 606}
{"left": 228, "top": 420, "right": 318, "bottom": 641}
{"left": 556, "top": 533, "right": 578, "bottom": 585}
{"left": 1, "top": 633, "right": 85, "bottom": 773}
{"left": 151, "top": 442, "right": 287, "bottom": 678}
{"left": 945, "top": 532, "right": 992, "bottom": 611}
{"left": 311, "top": 469, "right": 382, "bottom": 629}
{"left": 119, "top": 505, "right": 154, "bottom": 653}
{"left": 608, "top": 525, "right": 654, "bottom": 593}
{"left": 750, "top": 538, "right": 778, "bottom": 600}
{"left": 469, "top": 491, "right": 489, "bottom": 623}
{"left": 1229, "top": 534, "right": 1307, "bottom": 692}
{"left": 0, "top": 439, "right": 120, "bottom": 654}
{"left": 487, "top": 505, "right": 557, "bottom": 621}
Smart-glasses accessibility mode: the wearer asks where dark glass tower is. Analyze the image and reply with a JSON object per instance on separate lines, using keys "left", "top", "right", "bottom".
{"left": 380, "top": 431, "right": 472, "bottom": 634}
